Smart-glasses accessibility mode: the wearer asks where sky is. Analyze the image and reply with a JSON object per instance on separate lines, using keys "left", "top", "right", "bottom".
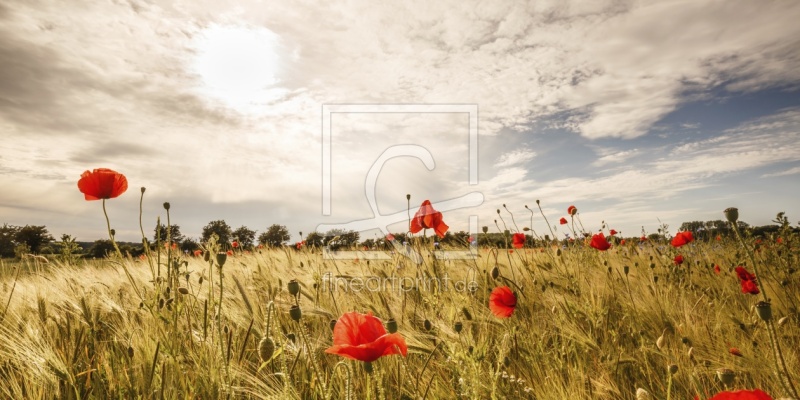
{"left": 1, "top": 0, "right": 800, "bottom": 245}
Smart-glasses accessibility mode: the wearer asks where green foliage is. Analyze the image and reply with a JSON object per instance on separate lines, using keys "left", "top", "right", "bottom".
{"left": 154, "top": 222, "right": 184, "bottom": 245}
{"left": 232, "top": 225, "right": 256, "bottom": 248}
{"left": 87, "top": 239, "right": 115, "bottom": 258}
{"left": 14, "top": 225, "right": 54, "bottom": 253}
{"left": 59, "top": 234, "right": 82, "bottom": 264}
{"left": 258, "top": 224, "right": 290, "bottom": 247}
{"left": 202, "top": 220, "right": 233, "bottom": 244}
{"left": 0, "top": 223, "right": 18, "bottom": 258}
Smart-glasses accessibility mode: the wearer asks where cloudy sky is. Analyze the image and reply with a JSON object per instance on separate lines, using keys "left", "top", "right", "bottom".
{"left": 1, "top": 0, "right": 799, "bottom": 244}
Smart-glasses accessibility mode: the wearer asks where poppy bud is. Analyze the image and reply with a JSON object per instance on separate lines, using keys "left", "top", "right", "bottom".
{"left": 286, "top": 333, "right": 296, "bottom": 343}
{"left": 556, "top": 249, "right": 561, "bottom": 257}
{"left": 482, "top": 226, "right": 488, "bottom": 233}
{"left": 386, "top": 318, "right": 398, "bottom": 333}
{"left": 491, "top": 266, "right": 500, "bottom": 280}
{"left": 203, "top": 251, "right": 210, "bottom": 262}
{"left": 287, "top": 279, "right": 300, "bottom": 296}
{"left": 329, "top": 319, "right": 337, "bottom": 331}
{"left": 681, "top": 337, "right": 691, "bottom": 346}
{"left": 178, "top": 287, "right": 189, "bottom": 295}
{"left": 653, "top": 276, "right": 658, "bottom": 283}
{"left": 127, "top": 346, "right": 134, "bottom": 358}
{"left": 623, "top": 266, "right": 630, "bottom": 275}
{"left": 258, "top": 337, "right": 275, "bottom": 362}
{"left": 724, "top": 207, "right": 739, "bottom": 223}
{"left": 163, "top": 202, "right": 170, "bottom": 210}
{"left": 110, "top": 229, "right": 116, "bottom": 236}
{"left": 216, "top": 252, "right": 227, "bottom": 267}
{"left": 141, "top": 187, "right": 146, "bottom": 193}
{"left": 468, "top": 345, "right": 474, "bottom": 354}
{"left": 649, "top": 263, "right": 655, "bottom": 269}
{"left": 406, "top": 194, "right": 410, "bottom": 200}
{"left": 667, "top": 364, "right": 678, "bottom": 375}
{"left": 523, "top": 227, "right": 530, "bottom": 231}
{"left": 497, "top": 209, "right": 501, "bottom": 214}
{"left": 536, "top": 199, "right": 540, "bottom": 204}
{"left": 454, "top": 321, "right": 463, "bottom": 333}
{"left": 716, "top": 368, "right": 735, "bottom": 386}
{"left": 462, "top": 307, "right": 472, "bottom": 321}
{"left": 755, "top": 301, "right": 772, "bottom": 321}
{"left": 198, "top": 276, "right": 204, "bottom": 285}
{"left": 289, "top": 305, "right": 302, "bottom": 321}
{"left": 423, "top": 319, "right": 432, "bottom": 331}
{"left": 503, "top": 356, "right": 511, "bottom": 367}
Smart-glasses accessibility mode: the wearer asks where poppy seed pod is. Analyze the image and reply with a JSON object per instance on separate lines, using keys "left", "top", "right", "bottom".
{"left": 755, "top": 301, "right": 772, "bottom": 321}
{"left": 716, "top": 368, "right": 735, "bottom": 386}
{"left": 289, "top": 305, "right": 302, "bottom": 321}
{"left": 141, "top": 187, "right": 146, "bottom": 193}
{"left": 203, "top": 251, "right": 210, "bottom": 262}
{"left": 386, "top": 318, "right": 398, "bottom": 333}
{"left": 724, "top": 207, "right": 739, "bottom": 223}
{"left": 482, "top": 226, "right": 488, "bottom": 234}
{"left": 258, "top": 336, "right": 275, "bottom": 362}
{"left": 287, "top": 279, "right": 300, "bottom": 296}
{"left": 177, "top": 287, "right": 189, "bottom": 295}
{"left": 423, "top": 319, "right": 432, "bottom": 331}
{"left": 454, "top": 321, "right": 463, "bottom": 333}
{"left": 163, "top": 202, "right": 170, "bottom": 210}
{"left": 491, "top": 266, "right": 500, "bottom": 280}
{"left": 216, "top": 252, "right": 227, "bottom": 267}
{"left": 406, "top": 194, "right": 410, "bottom": 200}
{"left": 110, "top": 229, "right": 116, "bottom": 236}
{"left": 668, "top": 364, "right": 678, "bottom": 375}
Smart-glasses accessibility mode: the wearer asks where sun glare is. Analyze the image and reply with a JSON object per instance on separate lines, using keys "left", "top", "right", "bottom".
{"left": 192, "top": 24, "right": 282, "bottom": 112}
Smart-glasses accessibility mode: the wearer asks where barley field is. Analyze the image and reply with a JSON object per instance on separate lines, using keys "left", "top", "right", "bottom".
{"left": 0, "top": 217, "right": 797, "bottom": 400}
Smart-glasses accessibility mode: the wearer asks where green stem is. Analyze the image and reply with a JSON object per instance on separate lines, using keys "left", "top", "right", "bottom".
{"left": 102, "top": 199, "right": 123, "bottom": 259}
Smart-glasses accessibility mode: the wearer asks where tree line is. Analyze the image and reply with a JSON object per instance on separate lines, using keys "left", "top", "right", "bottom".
{"left": 1, "top": 214, "right": 796, "bottom": 259}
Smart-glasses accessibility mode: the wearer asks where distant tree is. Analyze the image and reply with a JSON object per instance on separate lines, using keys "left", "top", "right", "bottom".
{"left": 180, "top": 237, "right": 200, "bottom": 253}
{"left": 232, "top": 226, "right": 256, "bottom": 248}
{"left": 154, "top": 223, "right": 184, "bottom": 245}
{"left": 305, "top": 232, "right": 324, "bottom": 247}
{"left": 87, "top": 240, "right": 116, "bottom": 258}
{"left": 202, "top": 220, "right": 233, "bottom": 244}
{"left": 14, "top": 225, "right": 54, "bottom": 254}
{"left": 323, "top": 229, "right": 359, "bottom": 250}
{"left": 0, "top": 223, "right": 19, "bottom": 258}
{"left": 258, "top": 224, "right": 290, "bottom": 247}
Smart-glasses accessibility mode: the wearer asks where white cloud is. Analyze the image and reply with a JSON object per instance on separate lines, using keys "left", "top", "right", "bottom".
{"left": 762, "top": 166, "right": 800, "bottom": 178}
{"left": 496, "top": 149, "right": 536, "bottom": 168}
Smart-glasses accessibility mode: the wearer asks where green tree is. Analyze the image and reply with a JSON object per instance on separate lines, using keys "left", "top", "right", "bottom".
{"left": 180, "top": 237, "right": 200, "bottom": 253}
{"left": 0, "top": 223, "right": 19, "bottom": 258}
{"left": 154, "top": 223, "right": 184, "bottom": 245}
{"left": 258, "top": 224, "right": 290, "bottom": 247}
{"left": 305, "top": 232, "right": 324, "bottom": 247}
{"left": 15, "top": 225, "right": 54, "bottom": 254}
{"left": 232, "top": 226, "right": 256, "bottom": 248}
{"left": 87, "top": 240, "right": 116, "bottom": 258}
{"left": 202, "top": 220, "right": 233, "bottom": 244}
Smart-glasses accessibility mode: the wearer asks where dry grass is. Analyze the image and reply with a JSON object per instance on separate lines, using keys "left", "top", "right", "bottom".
{"left": 0, "top": 236, "right": 797, "bottom": 399}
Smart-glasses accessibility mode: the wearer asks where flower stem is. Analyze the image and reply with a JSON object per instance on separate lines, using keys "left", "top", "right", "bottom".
{"left": 102, "top": 199, "right": 123, "bottom": 259}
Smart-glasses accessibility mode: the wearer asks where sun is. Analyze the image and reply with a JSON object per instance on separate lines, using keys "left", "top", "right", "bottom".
{"left": 191, "top": 24, "right": 283, "bottom": 112}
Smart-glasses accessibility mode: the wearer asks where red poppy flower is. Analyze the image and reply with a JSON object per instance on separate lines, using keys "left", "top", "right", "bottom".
{"left": 512, "top": 233, "right": 525, "bottom": 249}
{"left": 620, "top": 239, "right": 626, "bottom": 245}
{"left": 735, "top": 266, "right": 759, "bottom": 294}
{"left": 386, "top": 233, "right": 395, "bottom": 241}
{"left": 567, "top": 205, "right": 577, "bottom": 216}
{"left": 296, "top": 241, "right": 303, "bottom": 249}
{"left": 716, "top": 235, "right": 722, "bottom": 241}
{"left": 776, "top": 237, "right": 783, "bottom": 244}
{"left": 714, "top": 264, "right": 721, "bottom": 274}
{"left": 232, "top": 241, "right": 239, "bottom": 248}
{"left": 609, "top": 229, "right": 617, "bottom": 236}
{"left": 489, "top": 286, "right": 516, "bottom": 318}
{"left": 226, "top": 250, "right": 233, "bottom": 256}
{"left": 410, "top": 200, "right": 449, "bottom": 238}
{"left": 559, "top": 217, "right": 568, "bottom": 225}
{"left": 78, "top": 168, "right": 128, "bottom": 200}
{"left": 671, "top": 231, "right": 694, "bottom": 247}
{"left": 325, "top": 311, "right": 407, "bottom": 362}
{"left": 640, "top": 235, "right": 647, "bottom": 242}
{"left": 674, "top": 254, "right": 684, "bottom": 265}
{"left": 589, "top": 232, "right": 611, "bottom": 251}
{"left": 193, "top": 250, "right": 203, "bottom": 257}
{"left": 729, "top": 347, "right": 744, "bottom": 357}
{"left": 707, "top": 389, "right": 772, "bottom": 400}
